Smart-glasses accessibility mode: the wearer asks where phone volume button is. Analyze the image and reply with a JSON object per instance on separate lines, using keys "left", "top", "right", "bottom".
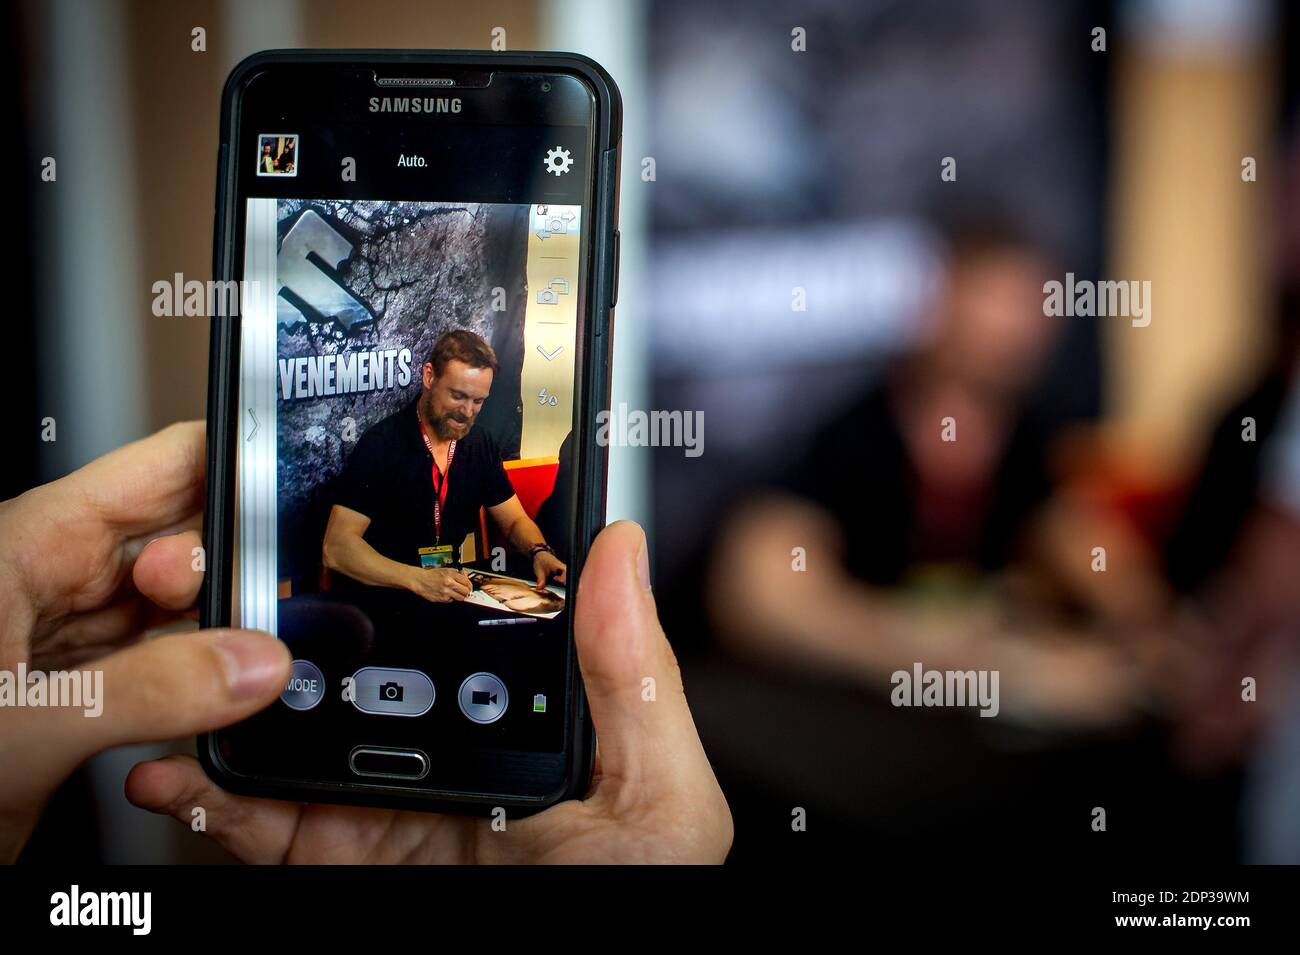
{"left": 611, "top": 229, "right": 621, "bottom": 308}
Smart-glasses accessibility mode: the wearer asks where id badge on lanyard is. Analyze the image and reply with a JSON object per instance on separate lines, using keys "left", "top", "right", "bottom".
{"left": 419, "top": 422, "right": 456, "bottom": 546}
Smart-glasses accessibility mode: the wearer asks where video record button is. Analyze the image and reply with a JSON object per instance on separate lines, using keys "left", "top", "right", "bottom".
{"left": 458, "top": 672, "right": 508, "bottom": 724}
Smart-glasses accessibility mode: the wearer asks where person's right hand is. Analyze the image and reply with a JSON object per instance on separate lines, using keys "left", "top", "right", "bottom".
{"left": 406, "top": 565, "right": 472, "bottom": 603}
{"left": 127, "top": 521, "right": 734, "bottom": 863}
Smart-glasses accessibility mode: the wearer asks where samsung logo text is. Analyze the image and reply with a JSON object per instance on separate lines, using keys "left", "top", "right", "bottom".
{"left": 369, "top": 96, "right": 462, "bottom": 114}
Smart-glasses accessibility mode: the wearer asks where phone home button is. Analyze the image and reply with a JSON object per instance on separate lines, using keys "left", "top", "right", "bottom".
{"left": 348, "top": 746, "right": 430, "bottom": 781}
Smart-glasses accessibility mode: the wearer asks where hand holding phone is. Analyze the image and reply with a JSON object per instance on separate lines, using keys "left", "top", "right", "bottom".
{"left": 130, "top": 522, "right": 733, "bottom": 863}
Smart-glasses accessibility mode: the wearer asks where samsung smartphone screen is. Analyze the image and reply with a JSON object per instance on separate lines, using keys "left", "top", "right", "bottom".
{"left": 216, "top": 63, "right": 603, "bottom": 801}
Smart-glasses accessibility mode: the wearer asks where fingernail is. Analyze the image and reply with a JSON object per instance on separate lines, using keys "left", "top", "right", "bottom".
{"left": 636, "top": 529, "right": 652, "bottom": 592}
{"left": 212, "top": 631, "right": 288, "bottom": 699}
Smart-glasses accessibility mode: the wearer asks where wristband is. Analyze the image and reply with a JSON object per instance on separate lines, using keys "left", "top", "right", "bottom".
{"left": 528, "top": 544, "right": 554, "bottom": 559}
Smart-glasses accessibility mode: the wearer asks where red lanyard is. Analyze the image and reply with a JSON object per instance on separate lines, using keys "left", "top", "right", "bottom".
{"left": 419, "top": 422, "right": 456, "bottom": 544}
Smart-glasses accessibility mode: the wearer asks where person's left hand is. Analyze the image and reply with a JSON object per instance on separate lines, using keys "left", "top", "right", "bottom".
{"left": 533, "top": 550, "right": 567, "bottom": 590}
{"left": 0, "top": 422, "right": 291, "bottom": 862}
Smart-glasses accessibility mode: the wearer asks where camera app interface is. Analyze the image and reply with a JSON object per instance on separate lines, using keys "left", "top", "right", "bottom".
{"left": 231, "top": 98, "right": 593, "bottom": 776}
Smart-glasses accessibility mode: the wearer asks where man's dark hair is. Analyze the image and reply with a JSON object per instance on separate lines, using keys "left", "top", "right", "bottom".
{"left": 427, "top": 329, "right": 499, "bottom": 377}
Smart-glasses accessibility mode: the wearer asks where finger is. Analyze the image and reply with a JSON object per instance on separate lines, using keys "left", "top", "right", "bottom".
{"left": 8, "top": 422, "right": 207, "bottom": 623}
{"left": 23, "top": 629, "right": 290, "bottom": 790}
{"left": 125, "top": 755, "right": 300, "bottom": 863}
{"left": 69, "top": 421, "right": 207, "bottom": 538}
{"left": 32, "top": 595, "right": 184, "bottom": 670}
{"left": 133, "top": 529, "right": 205, "bottom": 611}
{"left": 573, "top": 521, "right": 729, "bottom": 843}
{"left": 85, "top": 513, "right": 202, "bottom": 615}
{"left": 535, "top": 568, "right": 548, "bottom": 590}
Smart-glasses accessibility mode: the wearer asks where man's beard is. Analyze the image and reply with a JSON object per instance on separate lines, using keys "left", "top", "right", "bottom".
{"left": 420, "top": 392, "right": 474, "bottom": 440}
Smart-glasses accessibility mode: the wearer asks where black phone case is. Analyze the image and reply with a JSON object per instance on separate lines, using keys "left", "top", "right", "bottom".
{"left": 199, "top": 49, "right": 621, "bottom": 816}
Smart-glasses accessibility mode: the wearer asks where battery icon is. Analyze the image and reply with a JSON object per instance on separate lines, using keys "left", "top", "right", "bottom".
{"left": 533, "top": 693, "right": 547, "bottom": 713}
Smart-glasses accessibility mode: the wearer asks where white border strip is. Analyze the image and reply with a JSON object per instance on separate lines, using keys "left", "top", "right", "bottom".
{"left": 240, "top": 198, "right": 279, "bottom": 634}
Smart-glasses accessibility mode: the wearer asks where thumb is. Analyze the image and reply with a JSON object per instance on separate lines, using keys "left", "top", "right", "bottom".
{"left": 573, "top": 522, "right": 728, "bottom": 831}
{"left": 25, "top": 629, "right": 290, "bottom": 785}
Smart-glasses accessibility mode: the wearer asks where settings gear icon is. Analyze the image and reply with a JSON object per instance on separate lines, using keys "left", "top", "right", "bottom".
{"left": 543, "top": 146, "right": 574, "bottom": 177}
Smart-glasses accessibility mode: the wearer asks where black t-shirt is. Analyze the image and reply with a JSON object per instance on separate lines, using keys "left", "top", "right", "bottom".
{"left": 777, "top": 382, "right": 1053, "bottom": 585}
{"left": 333, "top": 398, "right": 516, "bottom": 576}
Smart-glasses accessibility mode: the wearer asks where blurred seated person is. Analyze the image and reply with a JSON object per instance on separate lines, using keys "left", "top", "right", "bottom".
{"left": 709, "top": 220, "right": 1142, "bottom": 727}
{"left": 1158, "top": 289, "right": 1300, "bottom": 775}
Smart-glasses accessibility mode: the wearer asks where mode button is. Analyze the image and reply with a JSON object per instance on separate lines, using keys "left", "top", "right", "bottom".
{"left": 281, "top": 660, "right": 325, "bottom": 712}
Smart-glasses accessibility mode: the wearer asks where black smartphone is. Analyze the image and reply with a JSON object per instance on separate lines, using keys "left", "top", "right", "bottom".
{"left": 200, "top": 50, "right": 621, "bottom": 815}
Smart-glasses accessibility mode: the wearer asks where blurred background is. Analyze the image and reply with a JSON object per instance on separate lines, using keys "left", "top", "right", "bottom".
{"left": 8, "top": 0, "right": 1300, "bottom": 863}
